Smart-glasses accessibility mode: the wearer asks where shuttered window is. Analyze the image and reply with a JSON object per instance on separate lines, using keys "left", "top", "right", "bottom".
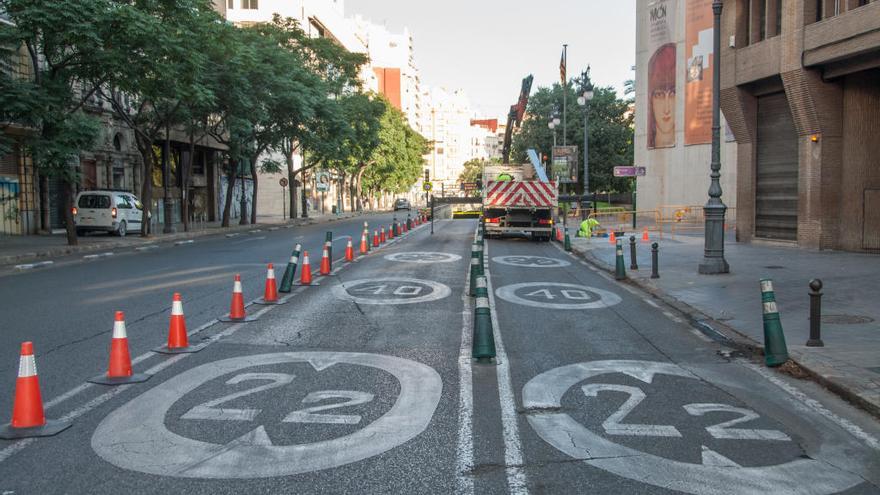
{"left": 755, "top": 92, "right": 799, "bottom": 241}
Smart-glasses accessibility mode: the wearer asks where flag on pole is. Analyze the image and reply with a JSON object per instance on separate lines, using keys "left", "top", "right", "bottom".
{"left": 559, "top": 48, "right": 567, "bottom": 86}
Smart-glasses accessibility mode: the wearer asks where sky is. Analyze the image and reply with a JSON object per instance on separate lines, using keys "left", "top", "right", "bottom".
{"left": 345, "top": 0, "right": 637, "bottom": 120}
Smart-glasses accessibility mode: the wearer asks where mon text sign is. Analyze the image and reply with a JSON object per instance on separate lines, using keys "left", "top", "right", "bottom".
{"left": 613, "top": 166, "right": 647, "bottom": 177}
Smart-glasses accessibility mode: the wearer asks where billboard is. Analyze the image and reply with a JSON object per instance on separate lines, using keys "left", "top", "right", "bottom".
{"left": 647, "top": 0, "right": 677, "bottom": 149}
{"left": 685, "top": 0, "right": 713, "bottom": 145}
{"left": 550, "top": 146, "right": 578, "bottom": 183}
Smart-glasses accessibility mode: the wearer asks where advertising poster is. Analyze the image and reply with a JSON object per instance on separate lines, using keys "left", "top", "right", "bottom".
{"left": 647, "top": 0, "right": 677, "bottom": 149}
{"left": 551, "top": 146, "right": 578, "bottom": 183}
{"left": 685, "top": 0, "right": 713, "bottom": 145}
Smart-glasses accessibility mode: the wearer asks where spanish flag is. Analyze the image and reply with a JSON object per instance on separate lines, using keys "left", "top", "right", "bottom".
{"left": 559, "top": 48, "right": 566, "bottom": 86}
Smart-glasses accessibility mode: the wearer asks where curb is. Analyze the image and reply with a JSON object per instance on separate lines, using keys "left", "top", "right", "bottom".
{"left": 568, "top": 241, "right": 880, "bottom": 420}
{"left": 1, "top": 211, "right": 380, "bottom": 267}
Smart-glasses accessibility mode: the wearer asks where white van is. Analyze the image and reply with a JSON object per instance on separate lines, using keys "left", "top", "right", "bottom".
{"left": 72, "top": 190, "right": 146, "bottom": 237}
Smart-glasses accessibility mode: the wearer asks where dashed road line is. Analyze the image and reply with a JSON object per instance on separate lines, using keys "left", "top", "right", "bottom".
{"left": 13, "top": 261, "right": 53, "bottom": 271}
{"left": 643, "top": 298, "right": 660, "bottom": 308}
{"left": 456, "top": 256, "right": 475, "bottom": 495}
{"left": 83, "top": 252, "right": 114, "bottom": 260}
{"left": 174, "top": 240, "right": 194, "bottom": 246}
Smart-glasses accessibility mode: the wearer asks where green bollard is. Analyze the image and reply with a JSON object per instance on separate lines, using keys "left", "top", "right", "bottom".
{"left": 472, "top": 292, "right": 496, "bottom": 362}
{"left": 473, "top": 244, "right": 484, "bottom": 267}
{"left": 279, "top": 243, "right": 301, "bottom": 293}
{"left": 364, "top": 222, "right": 371, "bottom": 252}
{"left": 761, "top": 279, "right": 790, "bottom": 367}
{"left": 474, "top": 274, "right": 489, "bottom": 298}
{"left": 325, "top": 232, "right": 333, "bottom": 269}
{"left": 469, "top": 258, "right": 483, "bottom": 296}
{"left": 564, "top": 229, "right": 572, "bottom": 251}
{"left": 615, "top": 239, "right": 627, "bottom": 280}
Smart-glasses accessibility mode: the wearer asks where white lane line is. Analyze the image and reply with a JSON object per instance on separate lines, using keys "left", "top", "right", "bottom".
{"left": 483, "top": 241, "right": 529, "bottom": 494}
{"left": 643, "top": 298, "right": 660, "bottom": 308}
{"left": 13, "top": 261, "right": 54, "bottom": 271}
{"left": 740, "top": 361, "right": 880, "bottom": 451}
{"left": 456, "top": 257, "right": 475, "bottom": 495}
{"left": 135, "top": 245, "right": 159, "bottom": 251}
{"left": 174, "top": 240, "right": 194, "bottom": 246}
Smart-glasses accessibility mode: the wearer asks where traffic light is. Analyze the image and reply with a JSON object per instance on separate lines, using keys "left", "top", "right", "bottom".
{"left": 424, "top": 169, "right": 430, "bottom": 182}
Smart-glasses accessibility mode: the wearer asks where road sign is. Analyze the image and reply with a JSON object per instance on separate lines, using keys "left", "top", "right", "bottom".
{"left": 613, "top": 166, "right": 647, "bottom": 177}
{"left": 92, "top": 352, "right": 442, "bottom": 479}
{"left": 333, "top": 278, "right": 451, "bottom": 305}
{"left": 316, "top": 171, "right": 331, "bottom": 192}
{"left": 279, "top": 177, "right": 289, "bottom": 188}
{"left": 494, "top": 282, "right": 622, "bottom": 310}
{"left": 460, "top": 182, "right": 477, "bottom": 191}
{"left": 522, "top": 360, "right": 862, "bottom": 494}
{"left": 423, "top": 182, "right": 433, "bottom": 192}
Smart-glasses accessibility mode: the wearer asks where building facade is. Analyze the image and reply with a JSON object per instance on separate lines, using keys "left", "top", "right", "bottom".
{"left": 719, "top": 0, "right": 880, "bottom": 250}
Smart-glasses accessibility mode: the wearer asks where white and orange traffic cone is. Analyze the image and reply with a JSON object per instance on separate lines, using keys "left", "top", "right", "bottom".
{"left": 345, "top": 238, "right": 355, "bottom": 261}
{"left": 296, "top": 251, "right": 318, "bottom": 286}
{"left": 373, "top": 230, "right": 380, "bottom": 248}
{"left": 389, "top": 224, "right": 395, "bottom": 239}
{"left": 219, "top": 275, "right": 257, "bottom": 322}
{"left": 380, "top": 226, "right": 386, "bottom": 243}
{"left": 360, "top": 232, "right": 369, "bottom": 255}
{"left": 319, "top": 247, "right": 331, "bottom": 275}
{"left": 642, "top": 228, "right": 650, "bottom": 243}
{"left": 609, "top": 230, "right": 616, "bottom": 244}
{"left": 89, "top": 312, "right": 150, "bottom": 385}
{"left": 155, "top": 293, "right": 205, "bottom": 354}
{"left": 256, "top": 263, "right": 288, "bottom": 305}
{"left": 0, "top": 342, "right": 72, "bottom": 439}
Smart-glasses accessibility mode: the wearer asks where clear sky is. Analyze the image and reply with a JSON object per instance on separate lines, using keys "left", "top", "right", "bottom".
{"left": 345, "top": 0, "right": 637, "bottom": 120}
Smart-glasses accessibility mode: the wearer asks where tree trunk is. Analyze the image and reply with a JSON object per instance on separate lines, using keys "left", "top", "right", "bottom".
{"left": 285, "top": 150, "right": 297, "bottom": 219}
{"left": 62, "top": 178, "right": 78, "bottom": 246}
{"left": 355, "top": 165, "right": 368, "bottom": 212}
{"left": 249, "top": 152, "right": 259, "bottom": 225}
{"left": 221, "top": 157, "right": 235, "bottom": 227}
{"left": 39, "top": 174, "right": 50, "bottom": 232}
{"left": 181, "top": 131, "right": 195, "bottom": 232}
{"left": 238, "top": 158, "right": 248, "bottom": 225}
{"left": 136, "top": 136, "right": 154, "bottom": 237}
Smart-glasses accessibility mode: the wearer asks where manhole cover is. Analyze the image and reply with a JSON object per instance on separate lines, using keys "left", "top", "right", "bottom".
{"left": 763, "top": 265, "right": 785, "bottom": 269}
{"left": 820, "top": 314, "right": 874, "bottom": 325}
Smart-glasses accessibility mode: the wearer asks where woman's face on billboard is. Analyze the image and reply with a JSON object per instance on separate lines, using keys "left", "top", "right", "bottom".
{"left": 652, "top": 88, "right": 675, "bottom": 146}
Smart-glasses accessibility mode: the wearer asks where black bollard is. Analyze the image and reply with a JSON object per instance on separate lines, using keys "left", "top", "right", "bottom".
{"left": 650, "top": 242, "right": 660, "bottom": 279}
{"left": 629, "top": 236, "right": 638, "bottom": 270}
{"left": 806, "top": 279, "right": 824, "bottom": 347}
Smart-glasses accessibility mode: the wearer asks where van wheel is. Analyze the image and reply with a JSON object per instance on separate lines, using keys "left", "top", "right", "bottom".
{"left": 116, "top": 221, "right": 127, "bottom": 237}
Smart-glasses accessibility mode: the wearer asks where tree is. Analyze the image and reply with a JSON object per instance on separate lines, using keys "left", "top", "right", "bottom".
{"left": 362, "top": 101, "right": 427, "bottom": 207}
{"left": 511, "top": 73, "right": 634, "bottom": 194}
{"left": 458, "top": 159, "right": 486, "bottom": 185}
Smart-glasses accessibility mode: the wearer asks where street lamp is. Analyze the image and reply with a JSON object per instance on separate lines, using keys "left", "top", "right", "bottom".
{"left": 548, "top": 121, "right": 558, "bottom": 147}
{"left": 698, "top": 0, "right": 729, "bottom": 274}
{"left": 577, "top": 83, "right": 594, "bottom": 220}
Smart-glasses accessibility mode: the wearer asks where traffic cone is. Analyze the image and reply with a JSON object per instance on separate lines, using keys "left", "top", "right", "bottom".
{"left": 0, "top": 342, "right": 72, "bottom": 439}
{"left": 642, "top": 228, "right": 650, "bottom": 243}
{"left": 360, "top": 232, "right": 369, "bottom": 255}
{"left": 380, "top": 227, "right": 386, "bottom": 243}
{"left": 279, "top": 244, "right": 302, "bottom": 293}
{"left": 609, "top": 230, "right": 616, "bottom": 244}
{"left": 761, "top": 279, "right": 790, "bottom": 367}
{"left": 319, "top": 247, "right": 331, "bottom": 275}
{"left": 345, "top": 238, "right": 354, "bottom": 261}
{"left": 296, "top": 251, "right": 318, "bottom": 286}
{"left": 256, "top": 263, "right": 287, "bottom": 305}
{"left": 373, "top": 230, "right": 380, "bottom": 247}
{"left": 155, "top": 293, "right": 205, "bottom": 354}
{"left": 89, "top": 311, "right": 150, "bottom": 385}
{"left": 364, "top": 229, "right": 372, "bottom": 252}
{"left": 388, "top": 224, "right": 394, "bottom": 239}
{"left": 219, "top": 275, "right": 257, "bottom": 322}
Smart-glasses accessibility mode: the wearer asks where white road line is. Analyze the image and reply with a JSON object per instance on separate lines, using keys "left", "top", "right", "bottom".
{"left": 643, "top": 298, "right": 660, "bottom": 308}
{"left": 740, "top": 361, "right": 880, "bottom": 451}
{"left": 456, "top": 258, "right": 475, "bottom": 495}
{"left": 482, "top": 241, "right": 529, "bottom": 494}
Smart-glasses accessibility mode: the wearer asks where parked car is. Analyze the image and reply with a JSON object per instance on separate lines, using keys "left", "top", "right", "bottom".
{"left": 394, "top": 198, "right": 411, "bottom": 211}
{"left": 72, "top": 190, "right": 146, "bottom": 237}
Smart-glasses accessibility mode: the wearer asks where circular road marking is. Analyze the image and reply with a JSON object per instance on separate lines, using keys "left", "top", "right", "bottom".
{"left": 494, "top": 282, "right": 622, "bottom": 310}
{"left": 492, "top": 255, "right": 571, "bottom": 268}
{"left": 92, "top": 352, "right": 442, "bottom": 479}
{"left": 384, "top": 252, "right": 462, "bottom": 264}
{"left": 522, "top": 360, "right": 861, "bottom": 494}
{"left": 333, "top": 277, "right": 451, "bottom": 305}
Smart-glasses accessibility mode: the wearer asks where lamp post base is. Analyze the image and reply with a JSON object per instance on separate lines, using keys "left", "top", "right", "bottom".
{"left": 699, "top": 202, "right": 729, "bottom": 274}
{"left": 698, "top": 256, "right": 729, "bottom": 275}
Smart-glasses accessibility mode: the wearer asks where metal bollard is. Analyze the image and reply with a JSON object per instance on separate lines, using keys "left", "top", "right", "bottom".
{"left": 325, "top": 231, "right": 333, "bottom": 270}
{"left": 651, "top": 242, "right": 660, "bottom": 279}
{"left": 629, "top": 236, "right": 638, "bottom": 270}
{"left": 615, "top": 239, "right": 626, "bottom": 280}
{"left": 806, "top": 279, "right": 824, "bottom": 347}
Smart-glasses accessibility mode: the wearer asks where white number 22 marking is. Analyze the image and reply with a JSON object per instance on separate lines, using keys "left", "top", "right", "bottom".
{"left": 581, "top": 384, "right": 682, "bottom": 437}
{"left": 683, "top": 403, "right": 791, "bottom": 441}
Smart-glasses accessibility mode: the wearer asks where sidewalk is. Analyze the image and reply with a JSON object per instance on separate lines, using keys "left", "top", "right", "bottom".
{"left": 566, "top": 230, "right": 880, "bottom": 418}
{"left": 0, "top": 211, "right": 378, "bottom": 267}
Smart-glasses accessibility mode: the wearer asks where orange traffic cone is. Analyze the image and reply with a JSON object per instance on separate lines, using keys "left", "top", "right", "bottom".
{"left": 256, "top": 263, "right": 287, "bottom": 305}
{"left": 373, "top": 230, "right": 380, "bottom": 247}
{"left": 360, "top": 232, "right": 369, "bottom": 254}
{"left": 642, "top": 228, "right": 650, "bottom": 243}
{"left": 0, "top": 342, "right": 72, "bottom": 439}
{"left": 345, "top": 238, "right": 354, "bottom": 261}
{"left": 89, "top": 311, "right": 150, "bottom": 385}
{"left": 155, "top": 293, "right": 204, "bottom": 354}
{"left": 609, "top": 231, "right": 616, "bottom": 244}
{"left": 297, "top": 251, "right": 318, "bottom": 286}
{"left": 320, "top": 247, "right": 331, "bottom": 275}
{"left": 219, "top": 275, "right": 257, "bottom": 322}
{"left": 388, "top": 224, "right": 394, "bottom": 239}
{"left": 380, "top": 226, "right": 386, "bottom": 243}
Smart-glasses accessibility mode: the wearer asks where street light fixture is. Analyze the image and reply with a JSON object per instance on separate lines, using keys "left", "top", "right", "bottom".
{"left": 577, "top": 77, "right": 594, "bottom": 220}
{"left": 698, "top": 0, "right": 730, "bottom": 274}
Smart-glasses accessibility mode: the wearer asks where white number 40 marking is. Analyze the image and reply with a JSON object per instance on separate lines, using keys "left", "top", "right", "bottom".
{"left": 351, "top": 285, "right": 423, "bottom": 296}
{"left": 524, "top": 289, "right": 592, "bottom": 301}
{"left": 582, "top": 383, "right": 790, "bottom": 441}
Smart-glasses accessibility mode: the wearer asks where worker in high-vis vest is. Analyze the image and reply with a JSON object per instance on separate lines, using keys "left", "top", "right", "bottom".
{"left": 577, "top": 217, "right": 600, "bottom": 238}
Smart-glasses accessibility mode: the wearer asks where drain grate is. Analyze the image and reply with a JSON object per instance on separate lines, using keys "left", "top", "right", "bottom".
{"left": 820, "top": 314, "right": 874, "bottom": 325}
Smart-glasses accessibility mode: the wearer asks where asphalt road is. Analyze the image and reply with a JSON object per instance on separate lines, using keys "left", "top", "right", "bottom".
{"left": 0, "top": 219, "right": 878, "bottom": 494}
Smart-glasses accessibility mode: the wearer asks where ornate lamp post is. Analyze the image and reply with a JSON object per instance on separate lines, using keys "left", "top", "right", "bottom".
{"left": 698, "top": 0, "right": 729, "bottom": 274}
{"left": 577, "top": 76, "right": 594, "bottom": 220}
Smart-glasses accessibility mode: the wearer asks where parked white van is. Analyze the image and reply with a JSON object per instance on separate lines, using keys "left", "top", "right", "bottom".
{"left": 72, "top": 190, "right": 146, "bottom": 237}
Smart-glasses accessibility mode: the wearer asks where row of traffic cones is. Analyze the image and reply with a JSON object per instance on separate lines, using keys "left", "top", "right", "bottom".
{"left": 607, "top": 228, "right": 652, "bottom": 244}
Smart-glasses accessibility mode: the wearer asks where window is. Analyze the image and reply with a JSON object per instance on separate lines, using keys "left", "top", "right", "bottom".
{"left": 116, "top": 196, "right": 132, "bottom": 209}
{"left": 78, "top": 195, "right": 111, "bottom": 209}
{"left": 241, "top": 0, "right": 258, "bottom": 9}
{"left": 227, "top": 0, "right": 233, "bottom": 8}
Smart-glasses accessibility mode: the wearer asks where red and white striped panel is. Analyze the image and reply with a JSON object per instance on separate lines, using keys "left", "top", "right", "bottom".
{"left": 485, "top": 181, "right": 557, "bottom": 207}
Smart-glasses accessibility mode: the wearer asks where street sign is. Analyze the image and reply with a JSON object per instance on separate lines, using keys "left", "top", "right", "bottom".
{"left": 460, "top": 182, "right": 477, "bottom": 191}
{"left": 613, "top": 166, "right": 647, "bottom": 177}
{"left": 423, "top": 182, "right": 433, "bottom": 192}
{"left": 551, "top": 146, "right": 579, "bottom": 183}
{"left": 278, "top": 177, "right": 289, "bottom": 188}
{"left": 316, "top": 171, "right": 331, "bottom": 192}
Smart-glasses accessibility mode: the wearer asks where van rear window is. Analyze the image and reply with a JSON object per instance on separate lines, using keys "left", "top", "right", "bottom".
{"left": 78, "top": 195, "right": 111, "bottom": 209}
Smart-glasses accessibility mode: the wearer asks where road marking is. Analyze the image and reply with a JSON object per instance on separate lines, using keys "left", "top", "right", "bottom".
{"left": 523, "top": 360, "right": 863, "bottom": 495}
{"left": 83, "top": 252, "right": 114, "bottom": 260}
{"left": 456, "top": 257, "right": 475, "bottom": 495}
{"left": 135, "top": 245, "right": 159, "bottom": 251}
{"left": 495, "top": 282, "right": 622, "bottom": 310}
{"left": 483, "top": 242, "right": 529, "bottom": 494}
{"left": 233, "top": 236, "right": 266, "bottom": 244}
{"left": 333, "top": 278, "right": 451, "bottom": 305}
{"left": 174, "top": 240, "right": 194, "bottom": 246}
{"left": 643, "top": 298, "right": 660, "bottom": 308}
{"left": 92, "top": 352, "right": 442, "bottom": 479}
{"left": 13, "top": 261, "right": 53, "bottom": 271}
{"left": 384, "top": 252, "right": 462, "bottom": 263}
{"left": 492, "top": 255, "right": 571, "bottom": 268}
{"left": 740, "top": 361, "right": 880, "bottom": 451}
